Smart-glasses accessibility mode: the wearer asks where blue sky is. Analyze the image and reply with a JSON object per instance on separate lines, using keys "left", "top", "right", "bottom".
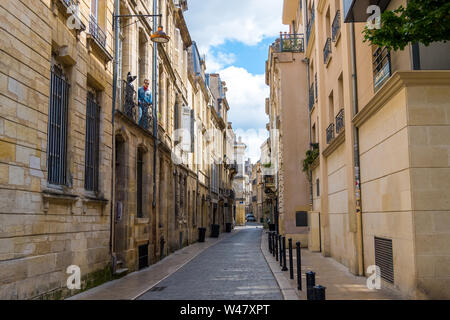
{"left": 208, "top": 38, "right": 276, "bottom": 75}
{"left": 184, "top": 0, "right": 288, "bottom": 162}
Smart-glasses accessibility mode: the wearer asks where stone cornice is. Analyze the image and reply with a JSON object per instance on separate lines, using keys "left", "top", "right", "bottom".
{"left": 322, "top": 129, "right": 345, "bottom": 158}
{"left": 353, "top": 71, "right": 450, "bottom": 128}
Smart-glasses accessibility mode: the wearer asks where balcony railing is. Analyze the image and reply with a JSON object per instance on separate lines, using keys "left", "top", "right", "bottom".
{"left": 61, "top": 0, "right": 79, "bottom": 9}
{"left": 335, "top": 109, "right": 344, "bottom": 134}
{"left": 306, "top": 4, "right": 315, "bottom": 44}
{"left": 332, "top": 10, "right": 341, "bottom": 42}
{"left": 323, "top": 38, "right": 331, "bottom": 64}
{"left": 326, "top": 123, "right": 335, "bottom": 144}
{"left": 373, "top": 46, "right": 392, "bottom": 90}
{"left": 309, "top": 83, "right": 315, "bottom": 111}
{"left": 280, "top": 33, "right": 305, "bottom": 52}
{"left": 89, "top": 15, "right": 107, "bottom": 48}
{"left": 122, "top": 80, "right": 153, "bottom": 132}
{"left": 264, "top": 175, "right": 275, "bottom": 186}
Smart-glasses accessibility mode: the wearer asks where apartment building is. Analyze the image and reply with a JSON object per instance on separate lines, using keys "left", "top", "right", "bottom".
{"left": 280, "top": 0, "right": 450, "bottom": 299}
{"left": 265, "top": 27, "right": 311, "bottom": 244}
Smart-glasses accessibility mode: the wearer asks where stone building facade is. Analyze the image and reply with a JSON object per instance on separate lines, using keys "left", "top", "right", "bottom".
{"left": 0, "top": 0, "right": 114, "bottom": 299}
{"left": 0, "top": 0, "right": 237, "bottom": 299}
{"left": 275, "top": 0, "right": 450, "bottom": 299}
{"left": 265, "top": 31, "right": 311, "bottom": 244}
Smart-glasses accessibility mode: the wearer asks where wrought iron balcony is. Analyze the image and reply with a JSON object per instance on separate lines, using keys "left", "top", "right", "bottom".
{"left": 373, "top": 46, "right": 392, "bottom": 90}
{"left": 252, "top": 196, "right": 257, "bottom": 202}
{"left": 264, "top": 175, "right": 275, "bottom": 186}
{"left": 309, "top": 83, "right": 315, "bottom": 111}
{"left": 323, "top": 37, "right": 331, "bottom": 64}
{"left": 306, "top": 4, "right": 315, "bottom": 44}
{"left": 60, "top": 0, "right": 79, "bottom": 9}
{"left": 332, "top": 10, "right": 341, "bottom": 42}
{"left": 326, "top": 123, "right": 335, "bottom": 144}
{"left": 335, "top": 109, "right": 344, "bottom": 135}
{"left": 122, "top": 80, "right": 153, "bottom": 132}
{"left": 279, "top": 33, "right": 305, "bottom": 52}
{"left": 89, "top": 15, "right": 107, "bottom": 48}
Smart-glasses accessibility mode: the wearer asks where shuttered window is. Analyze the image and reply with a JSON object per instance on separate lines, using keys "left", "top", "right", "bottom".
{"left": 47, "top": 65, "right": 69, "bottom": 186}
{"left": 85, "top": 91, "right": 100, "bottom": 191}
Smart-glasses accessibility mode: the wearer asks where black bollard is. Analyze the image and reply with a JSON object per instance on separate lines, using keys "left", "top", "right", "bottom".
{"left": 282, "top": 236, "right": 288, "bottom": 271}
{"left": 313, "top": 285, "right": 326, "bottom": 300}
{"left": 272, "top": 233, "right": 276, "bottom": 257}
{"left": 306, "top": 271, "right": 316, "bottom": 300}
{"left": 275, "top": 234, "right": 278, "bottom": 261}
{"left": 288, "top": 239, "right": 294, "bottom": 280}
{"left": 296, "top": 242, "right": 302, "bottom": 291}
{"left": 279, "top": 235, "right": 283, "bottom": 267}
{"left": 268, "top": 232, "right": 272, "bottom": 254}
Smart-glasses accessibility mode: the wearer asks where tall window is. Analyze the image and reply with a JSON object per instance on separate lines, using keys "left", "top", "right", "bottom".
{"left": 47, "top": 64, "right": 69, "bottom": 185}
{"left": 85, "top": 91, "right": 100, "bottom": 191}
{"left": 137, "top": 148, "right": 144, "bottom": 218}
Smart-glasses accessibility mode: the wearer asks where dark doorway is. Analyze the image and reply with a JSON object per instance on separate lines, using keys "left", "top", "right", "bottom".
{"left": 138, "top": 243, "right": 149, "bottom": 270}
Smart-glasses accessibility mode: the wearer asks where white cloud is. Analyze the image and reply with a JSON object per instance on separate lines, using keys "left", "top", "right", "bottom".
{"left": 234, "top": 128, "right": 269, "bottom": 164}
{"left": 203, "top": 49, "right": 236, "bottom": 73}
{"left": 219, "top": 66, "right": 268, "bottom": 131}
{"left": 185, "top": 0, "right": 288, "bottom": 50}
{"left": 219, "top": 66, "right": 269, "bottom": 163}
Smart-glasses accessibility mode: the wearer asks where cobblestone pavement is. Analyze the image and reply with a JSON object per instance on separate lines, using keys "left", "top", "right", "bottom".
{"left": 138, "top": 226, "right": 283, "bottom": 300}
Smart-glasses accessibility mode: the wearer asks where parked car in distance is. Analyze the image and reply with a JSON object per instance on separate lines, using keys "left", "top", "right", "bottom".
{"left": 246, "top": 214, "right": 256, "bottom": 222}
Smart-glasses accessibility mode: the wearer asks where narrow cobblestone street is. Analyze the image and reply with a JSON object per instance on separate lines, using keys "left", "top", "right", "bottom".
{"left": 138, "top": 226, "right": 282, "bottom": 300}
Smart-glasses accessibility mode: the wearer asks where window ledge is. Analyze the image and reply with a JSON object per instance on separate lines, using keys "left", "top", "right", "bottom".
{"left": 322, "top": 129, "right": 345, "bottom": 158}
{"left": 87, "top": 35, "right": 113, "bottom": 63}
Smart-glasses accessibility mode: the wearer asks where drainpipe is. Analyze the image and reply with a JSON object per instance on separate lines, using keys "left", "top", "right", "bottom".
{"left": 303, "top": 57, "right": 313, "bottom": 207}
{"left": 152, "top": 0, "right": 158, "bottom": 209}
{"left": 350, "top": 23, "right": 364, "bottom": 276}
{"left": 110, "top": 0, "right": 121, "bottom": 258}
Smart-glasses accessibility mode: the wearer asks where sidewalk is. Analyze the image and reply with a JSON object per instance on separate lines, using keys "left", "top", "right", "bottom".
{"left": 260, "top": 231, "right": 404, "bottom": 300}
{"left": 69, "top": 229, "right": 241, "bottom": 300}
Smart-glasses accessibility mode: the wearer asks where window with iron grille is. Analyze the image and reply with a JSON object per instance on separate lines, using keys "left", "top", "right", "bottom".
{"left": 85, "top": 91, "right": 100, "bottom": 191}
{"left": 47, "top": 64, "right": 70, "bottom": 186}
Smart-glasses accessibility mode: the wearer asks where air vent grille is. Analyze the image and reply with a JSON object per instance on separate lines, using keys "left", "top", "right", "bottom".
{"left": 374, "top": 237, "right": 394, "bottom": 284}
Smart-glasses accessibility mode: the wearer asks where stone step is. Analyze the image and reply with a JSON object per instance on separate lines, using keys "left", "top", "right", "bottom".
{"left": 114, "top": 268, "right": 129, "bottom": 276}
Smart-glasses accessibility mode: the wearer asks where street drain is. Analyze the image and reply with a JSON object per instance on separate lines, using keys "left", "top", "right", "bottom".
{"left": 149, "top": 286, "right": 166, "bottom": 292}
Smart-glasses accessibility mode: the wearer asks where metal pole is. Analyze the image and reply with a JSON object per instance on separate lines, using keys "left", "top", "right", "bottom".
{"left": 152, "top": 0, "right": 158, "bottom": 209}
{"left": 268, "top": 232, "right": 272, "bottom": 254}
{"left": 296, "top": 242, "right": 302, "bottom": 291}
{"left": 110, "top": 0, "right": 121, "bottom": 257}
{"left": 275, "top": 234, "right": 278, "bottom": 261}
{"left": 279, "top": 235, "right": 283, "bottom": 267}
{"left": 272, "top": 232, "right": 276, "bottom": 257}
{"left": 288, "top": 238, "right": 294, "bottom": 279}
{"left": 282, "top": 236, "right": 288, "bottom": 271}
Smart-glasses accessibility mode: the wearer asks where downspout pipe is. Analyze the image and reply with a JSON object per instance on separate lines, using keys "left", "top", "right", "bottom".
{"left": 350, "top": 22, "right": 364, "bottom": 276}
{"left": 152, "top": 0, "right": 158, "bottom": 209}
{"left": 304, "top": 57, "right": 313, "bottom": 207}
{"left": 110, "top": 0, "right": 120, "bottom": 258}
